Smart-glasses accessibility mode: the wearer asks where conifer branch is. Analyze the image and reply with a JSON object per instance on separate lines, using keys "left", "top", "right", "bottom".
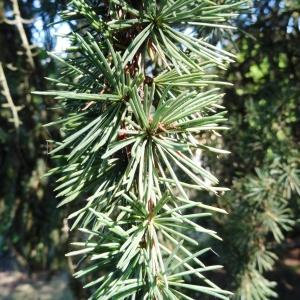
{"left": 40, "top": 1, "right": 247, "bottom": 298}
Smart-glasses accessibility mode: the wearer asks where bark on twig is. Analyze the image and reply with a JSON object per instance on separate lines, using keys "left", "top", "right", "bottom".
{"left": 10, "top": 0, "right": 35, "bottom": 69}
{"left": 0, "top": 62, "right": 21, "bottom": 129}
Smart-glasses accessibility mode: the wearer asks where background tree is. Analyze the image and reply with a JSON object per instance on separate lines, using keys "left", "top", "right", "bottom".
{"left": 207, "top": 1, "right": 300, "bottom": 299}
{"left": 0, "top": 0, "right": 68, "bottom": 271}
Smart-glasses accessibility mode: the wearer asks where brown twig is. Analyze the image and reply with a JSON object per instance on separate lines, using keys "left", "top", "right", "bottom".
{"left": 0, "top": 62, "right": 21, "bottom": 129}
{"left": 10, "top": 0, "right": 35, "bottom": 69}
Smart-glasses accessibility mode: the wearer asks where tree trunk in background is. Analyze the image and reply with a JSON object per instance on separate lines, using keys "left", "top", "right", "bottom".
{"left": 0, "top": 0, "right": 68, "bottom": 272}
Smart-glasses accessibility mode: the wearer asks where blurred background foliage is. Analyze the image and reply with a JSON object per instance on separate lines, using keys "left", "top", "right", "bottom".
{"left": 210, "top": 0, "right": 300, "bottom": 299}
{"left": 0, "top": 0, "right": 299, "bottom": 299}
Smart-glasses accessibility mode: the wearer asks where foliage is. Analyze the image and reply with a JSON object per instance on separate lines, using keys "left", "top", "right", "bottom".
{"left": 210, "top": 1, "right": 300, "bottom": 299}
{"left": 39, "top": 0, "right": 246, "bottom": 299}
{"left": 221, "top": 159, "right": 300, "bottom": 300}
{"left": 2, "top": 1, "right": 299, "bottom": 299}
{"left": 223, "top": 0, "right": 300, "bottom": 169}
